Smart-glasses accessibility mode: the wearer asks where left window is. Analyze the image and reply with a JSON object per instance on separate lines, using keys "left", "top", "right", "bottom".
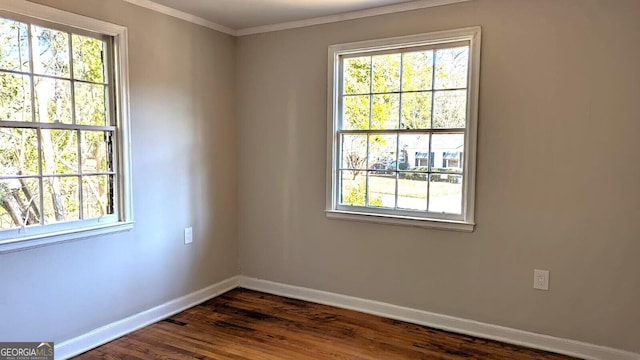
{"left": 0, "top": 2, "right": 132, "bottom": 252}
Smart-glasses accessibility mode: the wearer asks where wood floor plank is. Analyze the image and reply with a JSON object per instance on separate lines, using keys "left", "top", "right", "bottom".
{"left": 74, "top": 288, "right": 580, "bottom": 360}
{"left": 192, "top": 300, "right": 435, "bottom": 359}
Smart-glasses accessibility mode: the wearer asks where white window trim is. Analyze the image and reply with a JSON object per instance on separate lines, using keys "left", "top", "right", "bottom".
{"left": 325, "top": 27, "right": 481, "bottom": 232}
{"left": 0, "top": 0, "right": 133, "bottom": 253}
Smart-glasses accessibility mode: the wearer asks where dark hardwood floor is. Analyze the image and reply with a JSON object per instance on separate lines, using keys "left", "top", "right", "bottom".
{"left": 75, "top": 288, "right": 579, "bottom": 359}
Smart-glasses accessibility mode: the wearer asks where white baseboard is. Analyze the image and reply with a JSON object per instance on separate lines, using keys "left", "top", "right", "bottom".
{"left": 53, "top": 275, "right": 638, "bottom": 360}
{"left": 54, "top": 275, "right": 241, "bottom": 360}
{"left": 239, "top": 276, "right": 639, "bottom": 360}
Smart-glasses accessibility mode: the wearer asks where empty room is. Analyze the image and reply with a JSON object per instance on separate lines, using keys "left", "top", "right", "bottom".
{"left": 0, "top": 0, "right": 638, "bottom": 359}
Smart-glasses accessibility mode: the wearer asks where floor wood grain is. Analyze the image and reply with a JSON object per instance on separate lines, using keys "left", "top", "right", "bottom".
{"left": 74, "top": 288, "right": 580, "bottom": 360}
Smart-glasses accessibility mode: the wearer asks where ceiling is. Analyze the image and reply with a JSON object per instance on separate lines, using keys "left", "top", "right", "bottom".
{"left": 125, "top": 0, "right": 470, "bottom": 35}
{"left": 150, "top": 0, "right": 416, "bottom": 29}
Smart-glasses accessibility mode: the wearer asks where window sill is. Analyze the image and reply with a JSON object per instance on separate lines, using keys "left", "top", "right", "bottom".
{"left": 325, "top": 210, "right": 474, "bottom": 232}
{"left": 0, "top": 222, "right": 134, "bottom": 254}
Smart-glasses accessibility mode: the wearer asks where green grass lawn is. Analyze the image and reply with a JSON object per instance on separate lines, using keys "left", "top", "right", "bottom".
{"left": 341, "top": 173, "right": 462, "bottom": 213}
{"left": 345, "top": 175, "right": 461, "bottom": 198}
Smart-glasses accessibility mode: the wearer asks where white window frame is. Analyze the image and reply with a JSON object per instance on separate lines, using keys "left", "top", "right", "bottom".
{"left": 326, "top": 27, "right": 481, "bottom": 232}
{"left": 0, "top": 0, "right": 133, "bottom": 252}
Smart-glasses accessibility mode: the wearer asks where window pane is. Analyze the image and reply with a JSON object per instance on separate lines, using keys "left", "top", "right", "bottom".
{"left": 401, "top": 92, "right": 431, "bottom": 129}
{"left": 41, "top": 129, "right": 78, "bottom": 175}
{"left": 0, "top": 18, "right": 30, "bottom": 72}
{"left": 82, "top": 175, "right": 112, "bottom": 219}
{"left": 433, "top": 90, "right": 466, "bottom": 128}
{"left": 75, "top": 82, "right": 106, "bottom": 126}
{"left": 372, "top": 54, "right": 400, "bottom": 93}
{"left": 0, "top": 128, "right": 38, "bottom": 176}
{"left": 368, "top": 171, "right": 394, "bottom": 208}
{"left": 431, "top": 134, "right": 464, "bottom": 173}
{"left": 43, "top": 176, "right": 79, "bottom": 223}
{"left": 0, "top": 177, "right": 40, "bottom": 229}
{"left": 371, "top": 94, "right": 399, "bottom": 130}
{"left": 434, "top": 46, "right": 469, "bottom": 90}
{"left": 398, "top": 172, "right": 427, "bottom": 211}
{"left": 72, "top": 34, "right": 106, "bottom": 83}
{"left": 368, "top": 134, "right": 397, "bottom": 171}
{"left": 341, "top": 134, "right": 367, "bottom": 170}
{"left": 343, "top": 56, "right": 370, "bottom": 95}
{"left": 402, "top": 50, "right": 433, "bottom": 91}
{"left": 342, "top": 95, "right": 370, "bottom": 130}
{"left": 32, "top": 25, "right": 70, "bottom": 78}
{"left": 340, "top": 170, "right": 366, "bottom": 206}
{"left": 34, "top": 77, "right": 72, "bottom": 123}
{"left": 399, "top": 134, "right": 430, "bottom": 172}
{"left": 81, "top": 131, "right": 109, "bottom": 173}
{"left": 0, "top": 72, "right": 32, "bottom": 122}
{"left": 428, "top": 173, "right": 462, "bottom": 214}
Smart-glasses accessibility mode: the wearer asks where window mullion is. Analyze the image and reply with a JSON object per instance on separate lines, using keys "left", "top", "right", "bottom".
{"left": 399, "top": 52, "right": 404, "bottom": 129}
{"left": 26, "top": 24, "right": 36, "bottom": 125}
{"left": 365, "top": 135, "right": 370, "bottom": 207}
{"left": 337, "top": 128, "right": 464, "bottom": 135}
{"left": 0, "top": 121, "right": 116, "bottom": 131}
{"left": 77, "top": 129, "right": 84, "bottom": 220}
{"left": 4, "top": 71, "right": 77, "bottom": 84}
{"left": 394, "top": 133, "right": 400, "bottom": 210}
{"left": 26, "top": 23, "right": 46, "bottom": 226}
{"left": 68, "top": 31, "right": 77, "bottom": 126}
{"left": 37, "top": 129, "right": 44, "bottom": 226}
{"left": 78, "top": 175, "right": 83, "bottom": 220}
{"left": 425, "top": 51, "right": 438, "bottom": 211}
{"left": 0, "top": 68, "right": 31, "bottom": 78}
{"left": 368, "top": 56, "right": 373, "bottom": 130}
{"left": 365, "top": 56, "right": 373, "bottom": 207}
{"left": 396, "top": 53, "right": 404, "bottom": 210}
{"left": 342, "top": 88, "right": 467, "bottom": 97}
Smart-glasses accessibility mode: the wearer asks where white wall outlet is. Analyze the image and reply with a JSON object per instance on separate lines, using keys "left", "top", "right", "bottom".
{"left": 534, "top": 269, "right": 550, "bottom": 290}
{"left": 184, "top": 227, "right": 193, "bottom": 245}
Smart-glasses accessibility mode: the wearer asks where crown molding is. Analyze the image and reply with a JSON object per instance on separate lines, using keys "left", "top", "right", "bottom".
{"left": 122, "top": 0, "right": 472, "bottom": 37}
{"left": 122, "top": 0, "right": 237, "bottom": 36}
{"left": 236, "top": 0, "right": 472, "bottom": 36}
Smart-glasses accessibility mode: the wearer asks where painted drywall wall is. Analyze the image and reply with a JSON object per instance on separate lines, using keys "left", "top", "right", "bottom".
{"left": 0, "top": 0, "right": 238, "bottom": 343}
{"left": 236, "top": 0, "right": 640, "bottom": 353}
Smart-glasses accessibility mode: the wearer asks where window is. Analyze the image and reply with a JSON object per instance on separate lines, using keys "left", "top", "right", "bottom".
{"left": 0, "top": 2, "right": 132, "bottom": 252}
{"left": 326, "top": 28, "right": 480, "bottom": 231}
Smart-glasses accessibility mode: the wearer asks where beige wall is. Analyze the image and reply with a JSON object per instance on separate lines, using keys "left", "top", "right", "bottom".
{"left": 0, "top": 0, "right": 238, "bottom": 342}
{"left": 1, "top": 0, "right": 638, "bottom": 354}
{"left": 236, "top": 0, "right": 640, "bottom": 353}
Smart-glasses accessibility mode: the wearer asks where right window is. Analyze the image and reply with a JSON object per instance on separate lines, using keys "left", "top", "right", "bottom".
{"left": 327, "top": 28, "right": 480, "bottom": 231}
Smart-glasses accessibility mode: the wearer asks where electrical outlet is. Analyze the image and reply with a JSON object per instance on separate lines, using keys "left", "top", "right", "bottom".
{"left": 184, "top": 227, "right": 193, "bottom": 245}
{"left": 534, "top": 269, "right": 549, "bottom": 290}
